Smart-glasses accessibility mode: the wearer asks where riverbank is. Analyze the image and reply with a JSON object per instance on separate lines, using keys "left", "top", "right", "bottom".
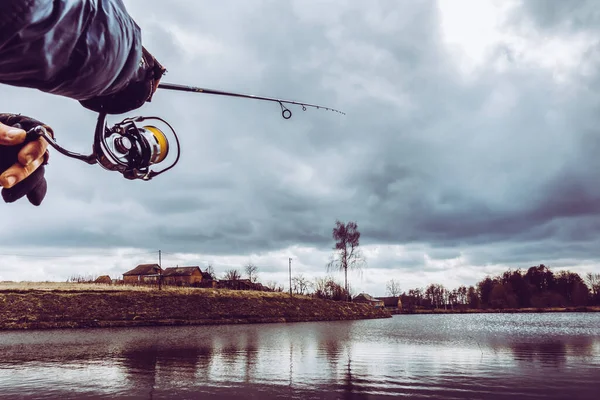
{"left": 401, "top": 306, "right": 600, "bottom": 314}
{"left": 0, "top": 284, "right": 390, "bottom": 330}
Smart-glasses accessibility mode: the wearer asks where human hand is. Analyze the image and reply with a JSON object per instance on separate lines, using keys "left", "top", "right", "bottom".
{"left": 0, "top": 115, "right": 50, "bottom": 206}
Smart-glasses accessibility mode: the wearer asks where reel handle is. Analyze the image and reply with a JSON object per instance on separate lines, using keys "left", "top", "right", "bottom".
{"left": 26, "top": 126, "right": 97, "bottom": 165}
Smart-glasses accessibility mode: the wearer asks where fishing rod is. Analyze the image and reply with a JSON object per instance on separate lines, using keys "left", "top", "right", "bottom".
{"left": 12, "top": 84, "right": 345, "bottom": 182}
{"left": 157, "top": 83, "right": 346, "bottom": 120}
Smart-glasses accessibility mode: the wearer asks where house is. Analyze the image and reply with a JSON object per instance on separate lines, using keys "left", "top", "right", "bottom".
{"left": 162, "top": 266, "right": 203, "bottom": 286}
{"left": 353, "top": 293, "right": 385, "bottom": 308}
{"left": 123, "top": 264, "right": 162, "bottom": 284}
{"left": 375, "top": 296, "right": 402, "bottom": 312}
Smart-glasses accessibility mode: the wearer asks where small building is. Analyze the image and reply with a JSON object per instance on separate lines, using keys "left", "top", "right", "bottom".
{"left": 162, "top": 266, "right": 203, "bottom": 286}
{"left": 375, "top": 296, "right": 402, "bottom": 312}
{"left": 94, "top": 275, "right": 112, "bottom": 285}
{"left": 123, "top": 264, "right": 163, "bottom": 284}
{"left": 353, "top": 293, "right": 385, "bottom": 308}
{"left": 199, "top": 270, "right": 217, "bottom": 288}
{"left": 216, "top": 278, "right": 265, "bottom": 291}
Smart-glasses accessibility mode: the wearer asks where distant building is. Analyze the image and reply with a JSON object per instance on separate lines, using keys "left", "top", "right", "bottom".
{"left": 200, "top": 270, "right": 216, "bottom": 287}
{"left": 162, "top": 266, "right": 204, "bottom": 286}
{"left": 353, "top": 293, "right": 385, "bottom": 308}
{"left": 216, "top": 279, "right": 268, "bottom": 291}
{"left": 94, "top": 275, "right": 112, "bottom": 285}
{"left": 375, "top": 296, "right": 402, "bottom": 311}
{"left": 122, "top": 264, "right": 162, "bottom": 284}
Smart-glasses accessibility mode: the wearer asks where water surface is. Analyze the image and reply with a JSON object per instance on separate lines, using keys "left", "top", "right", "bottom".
{"left": 0, "top": 313, "right": 598, "bottom": 399}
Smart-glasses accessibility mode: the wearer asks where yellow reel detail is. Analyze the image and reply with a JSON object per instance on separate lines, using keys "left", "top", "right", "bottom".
{"left": 143, "top": 125, "right": 169, "bottom": 163}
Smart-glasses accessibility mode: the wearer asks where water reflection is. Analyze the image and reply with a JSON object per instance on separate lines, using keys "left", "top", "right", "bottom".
{"left": 0, "top": 313, "right": 598, "bottom": 399}
{"left": 510, "top": 341, "right": 568, "bottom": 366}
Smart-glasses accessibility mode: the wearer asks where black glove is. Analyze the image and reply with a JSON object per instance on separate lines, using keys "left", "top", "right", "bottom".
{"left": 79, "top": 47, "right": 166, "bottom": 115}
{"left": 0, "top": 113, "right": 51, "bottom": 206}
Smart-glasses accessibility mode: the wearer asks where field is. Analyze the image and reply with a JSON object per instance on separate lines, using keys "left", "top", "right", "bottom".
{"left": 0, "top": 281, "right": 295, "bottom": 297}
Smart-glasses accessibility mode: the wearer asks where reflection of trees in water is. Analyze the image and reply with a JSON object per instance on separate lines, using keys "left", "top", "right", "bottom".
{"left": 243, "top": 334, "right": 258, "bottom": 383}
{"left": 195, "top": 345, "right": 215, "bottom": 380}
{"left": 119, "top": 345, "right": 160, "bottom": 399}
{"left": 119, "top": 344, "right": 212, "bottom": 396}
{"left": 219, "top": 342, "right": 241, "bottom": 373}
{"left": 159, "top": 346, "right": 212, "bottom": 382}
{"left": 216, "top": 330, "right": 260, "bottom": 383}
{"left": 339, "top": 347, "right": 370, "bottom": 400}
{"left": 313, "top": 323, "right": 373, "bottom": 399}
{"left": 509, "top": 338, "right": 595, "bottom": 368}
{"left": 316, "top": 323, "right": 352, "bottom": 373}
{"left": 322, "top": 338, "right": 342, "bottom": 371}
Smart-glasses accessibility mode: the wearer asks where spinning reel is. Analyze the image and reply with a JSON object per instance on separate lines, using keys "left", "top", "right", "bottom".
{"left": 28, "top": 112, "right": 179, "bottom": 181}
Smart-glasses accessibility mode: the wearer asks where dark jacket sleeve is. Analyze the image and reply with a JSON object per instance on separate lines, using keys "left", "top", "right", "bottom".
{"left": 0, "top": 0, "right": 142, "bottom": 101}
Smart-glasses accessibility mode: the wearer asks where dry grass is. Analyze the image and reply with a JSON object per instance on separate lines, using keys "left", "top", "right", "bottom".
{"left": 0, "top": 281, "right": 308, "bottom": 299}
{"left": 0, "top": 281, "right": 153, "bottom": 292}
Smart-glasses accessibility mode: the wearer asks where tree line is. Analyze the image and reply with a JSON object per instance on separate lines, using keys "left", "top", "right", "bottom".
{"left": 221, "top": 261, "right": 352, "bottom": 300}
{"left": 393, "top": 265, "right": 600, "bottom": 311}
{"left": 193, "top": 220, "right": 600, "bottom": 310}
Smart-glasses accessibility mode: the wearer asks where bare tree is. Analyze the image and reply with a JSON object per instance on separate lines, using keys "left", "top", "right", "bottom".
{"left": 206, "top": 264, "right": 216, "bottom": 280}
{"left": 313, "top": 276, "right": 350, "bottom": 301}
{"left": 67, "top": 274, "right": 97, "bottom": 283}
{"left": 245, "top": 263, "right": 259, "bottom": 283}
{"left": 585, "top": 273, "right": 600, "bottom": 293}
{"left": 224, "top": 269, "right": 241, "bottom": 281}
{"left": 586, "top": 273, "right": 600, "bottom": 303}
{"left": 327, "top": 220, "right": 366, "bottom": 301}
{"left": 292, "top": 274, "right": 311, "bottom": 295}
{"left": 386, "top": 279, "right": 402, "bottom": 297}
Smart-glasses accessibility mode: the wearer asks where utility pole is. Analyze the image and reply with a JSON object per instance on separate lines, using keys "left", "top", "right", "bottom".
{"left": 289, "top": 257, "right": 292, "bottom": 297}
{"left": 158, "top": 249, "right": 162, "bottom": 291}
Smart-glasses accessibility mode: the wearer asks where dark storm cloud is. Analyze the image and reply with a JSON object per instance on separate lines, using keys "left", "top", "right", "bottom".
{"left": 507, "top": 0, "right": 600, "bottom": 33}
{"left": 2, "top": 0, "right": 600, "bottom": 280}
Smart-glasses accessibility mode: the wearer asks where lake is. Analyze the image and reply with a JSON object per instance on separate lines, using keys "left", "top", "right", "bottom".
{"left": 0, "top": 313, "right": 598, "bottom": 399}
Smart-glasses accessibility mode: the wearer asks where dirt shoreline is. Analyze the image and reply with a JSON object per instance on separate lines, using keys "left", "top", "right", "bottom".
{"left": 0, "top": 288, "right": 391, "bottom": 331}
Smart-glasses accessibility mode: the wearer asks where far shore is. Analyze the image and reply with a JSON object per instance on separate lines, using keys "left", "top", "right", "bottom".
{"left": 398, "top": 306, "right": 600, "bottom": 314}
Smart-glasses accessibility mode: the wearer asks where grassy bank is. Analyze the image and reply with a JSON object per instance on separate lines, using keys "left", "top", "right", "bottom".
{"left": 0, "top": 283, "right": 390, "bottom": 331}
{"left": 401, "top": 306, "right": 600, "bottom": 315}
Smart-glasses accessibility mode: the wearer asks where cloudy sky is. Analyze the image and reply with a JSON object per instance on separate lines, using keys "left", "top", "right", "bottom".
{"left": 1, "top": 0, "right": 599, "bottom": 296}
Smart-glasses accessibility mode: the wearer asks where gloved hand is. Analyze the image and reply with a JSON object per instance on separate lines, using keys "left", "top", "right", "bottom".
{"left": 79, "top": 46, "right": 166, "bottom": 115}
{"left": 0, "top": 114, "right": 52, "bottom": 206}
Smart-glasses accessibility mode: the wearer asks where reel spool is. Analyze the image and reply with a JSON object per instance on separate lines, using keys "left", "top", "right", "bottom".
{"left": 28, "top": 113, "right": 180, "bottom": 181}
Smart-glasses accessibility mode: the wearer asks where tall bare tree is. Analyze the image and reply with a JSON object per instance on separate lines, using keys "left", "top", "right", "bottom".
{"left": 386, "top": 279, "right": 402, "bottom": 297}
{"left": 327, "top": 220, "right": 365, "bottom": 301}
{"left": 245, "top": 263, "right": 258, "bottom": 283}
